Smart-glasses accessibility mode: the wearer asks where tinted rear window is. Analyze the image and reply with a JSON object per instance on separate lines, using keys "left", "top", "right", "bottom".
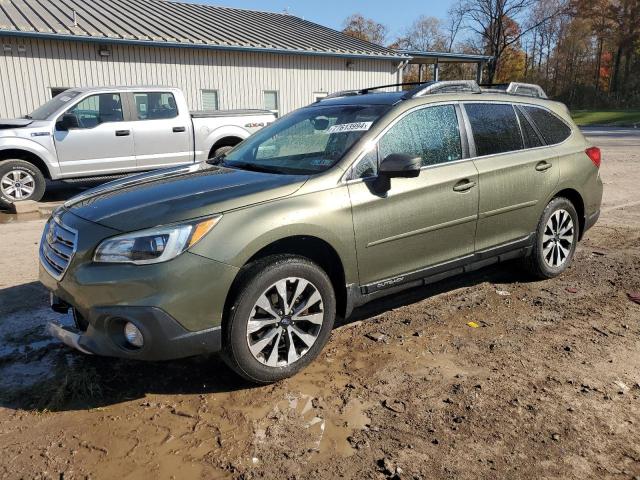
{"left": 522, "top": 106, "right": 571, "bottom": 145}
{"left": 464, "top": 103, "right": 523, "bottom": 156}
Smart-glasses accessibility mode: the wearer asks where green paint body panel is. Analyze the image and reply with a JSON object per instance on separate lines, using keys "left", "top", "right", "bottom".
{"left": 39, "top": 90, "right": 603, "bottom": 357}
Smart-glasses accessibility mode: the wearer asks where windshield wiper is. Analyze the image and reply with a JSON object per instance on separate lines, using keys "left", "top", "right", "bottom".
{"left": 24, "top": 115, "right": 32, "bottom": 119}
{"left": 206, "top": 153, "right": 226, "bottom": 166}
{"left": 222, "top": 161, "right": 282, "bottom": 174}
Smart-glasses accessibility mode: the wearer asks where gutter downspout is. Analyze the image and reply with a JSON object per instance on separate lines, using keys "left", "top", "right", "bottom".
{"left": 395, "top": 60, "right": 410, "bottom": 90}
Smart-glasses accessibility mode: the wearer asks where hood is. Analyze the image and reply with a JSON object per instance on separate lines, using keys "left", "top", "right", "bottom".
{"left": 64, "top": 162, "right": 308, "bottom": 231}
{"left": 0, "top": 119, "right": 33, "bottom": 129}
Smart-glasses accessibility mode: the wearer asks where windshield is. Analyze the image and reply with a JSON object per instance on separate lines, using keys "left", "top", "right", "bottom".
{"left": 222, "top": 104, "right": 391, "bottom": 175}
{"left": 27, "top": 90, "right": 82, "bottom": 120}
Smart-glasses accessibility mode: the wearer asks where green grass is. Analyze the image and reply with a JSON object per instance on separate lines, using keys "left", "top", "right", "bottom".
{"left": 571, "top": 110, "right": 640, "bottom": 127}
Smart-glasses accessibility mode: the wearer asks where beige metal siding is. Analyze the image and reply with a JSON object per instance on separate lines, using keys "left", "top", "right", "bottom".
{"left": 0, "top": 36, "right": 399, "bottom": 118}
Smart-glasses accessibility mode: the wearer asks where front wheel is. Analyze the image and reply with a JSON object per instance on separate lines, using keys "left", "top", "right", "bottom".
{"left": 222, "top": 255, "right": 336, "bottom": 383}
{"left": 523, "top": 197, "right": 580, "bottom": 279}
{"left": 0, "top": 160, "right": 46, "bottom": 208}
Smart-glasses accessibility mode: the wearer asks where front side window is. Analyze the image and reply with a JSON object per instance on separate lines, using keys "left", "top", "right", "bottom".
{"left": 379, "top": 105, "right": 463, "bottom": 168}
{"left": 65, "top": 93, "right": 123, "bottom": 129}
{"left": 222, "top": 104, "right": 390, "bottom": 175}
{"left": 134, "top": 92, "right": 178, "bottom": 120}
{"left": 465, "top": 103, "right": 523, "bottom": 156}
{"left": 522, "top": 106, "right": 572, "bottom": 145}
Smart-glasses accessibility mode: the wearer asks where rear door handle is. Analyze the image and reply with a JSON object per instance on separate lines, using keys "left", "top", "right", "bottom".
{"left": 453, "top": 179, "right": 476, "bottom": 192}
{"left": 115, "top": 130, "right": 130, "bottom": 137}
{"left": 535, "top": 161, "right": 552, "bottom": 172}
{"left": 173, "top": 126, "right": 186, "bottom": 133}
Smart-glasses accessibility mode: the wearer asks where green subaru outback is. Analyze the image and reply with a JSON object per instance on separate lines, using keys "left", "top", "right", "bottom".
{"left": 40, "top": 81, "right": 603, "bottom": 383}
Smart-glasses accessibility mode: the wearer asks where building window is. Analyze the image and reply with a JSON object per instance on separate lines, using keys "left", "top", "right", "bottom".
{"left": 202, "top": 90, "right": 219, "bottom": 111}
{"left": 263, "top": 90, "right": 279, "bottom": 117}
{"left": 50, "top": 87, "right": 70, "bottom": 98}
{"left": 313, "top": 92, "right": 328, "bottom": 102}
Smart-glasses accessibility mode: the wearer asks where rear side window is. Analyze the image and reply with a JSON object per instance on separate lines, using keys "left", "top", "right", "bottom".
{"left": 515, "top": 107, "right": 543, "bottom": 148}
{"left": 522, "top": 106, "right": 571, "bottom": 145}
{"left": 464, "top": 103, "right": 523, "bottom": 156}
{"left": 378, "top": 105, "right": 463, "bottom": 168}
{"left": 134, "top": 92, "right": 178, "bottom": 120}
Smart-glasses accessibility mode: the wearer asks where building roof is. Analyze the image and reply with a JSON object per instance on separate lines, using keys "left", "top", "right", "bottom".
{"left": 0, "top": 0, "right": 407, "bottom": 60}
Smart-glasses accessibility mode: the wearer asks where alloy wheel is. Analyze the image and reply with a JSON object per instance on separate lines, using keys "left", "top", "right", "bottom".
{"left": 246, "top": 277, "right": 324, "bottom": 367}
{"left": 542, "top": 209, "right": 575, "bottom": 268}
{"left": 0, "top": 170, "right": 36, "bottom": 201}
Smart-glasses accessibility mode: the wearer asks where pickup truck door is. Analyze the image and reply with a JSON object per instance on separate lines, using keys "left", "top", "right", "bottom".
{"left": 348, "top": 104, "right": 478, "bottom": 290}
{"left": 129, "top": 91, "right": 193, "bottom": 169}
{"left": 54, "top": 92, "right": 137, "bottom": 176}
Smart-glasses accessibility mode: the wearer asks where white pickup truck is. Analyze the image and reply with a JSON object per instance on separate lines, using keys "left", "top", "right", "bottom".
{"left": 0, "top": 86, "right": 275, "bottom": 207}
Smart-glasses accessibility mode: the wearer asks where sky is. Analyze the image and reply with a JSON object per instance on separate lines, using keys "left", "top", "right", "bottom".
{"left": 196, "top": 0, "right": 456, "bottom": 41}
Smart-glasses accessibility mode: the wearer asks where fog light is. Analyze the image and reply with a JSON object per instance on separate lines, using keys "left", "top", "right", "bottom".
{"left": 124, "top": 322, "right": 144, "bottom": 348}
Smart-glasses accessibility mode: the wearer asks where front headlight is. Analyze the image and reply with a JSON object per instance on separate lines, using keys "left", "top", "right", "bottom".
{"left": 93, "top": 216, "right": 221, "bottom": 265}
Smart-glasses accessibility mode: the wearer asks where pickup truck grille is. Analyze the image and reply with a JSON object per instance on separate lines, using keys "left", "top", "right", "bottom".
{"left": 40, "top": 217, "right": 78, "bottom": 280}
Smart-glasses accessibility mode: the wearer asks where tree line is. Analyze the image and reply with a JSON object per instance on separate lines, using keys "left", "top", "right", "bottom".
{"left": 342, "top": 0, "right": 640, "bottom": 108}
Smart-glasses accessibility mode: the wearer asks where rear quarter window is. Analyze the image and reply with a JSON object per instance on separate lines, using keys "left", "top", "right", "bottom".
{"left": 522, "top": 106, "right": 572, "bottom": 145}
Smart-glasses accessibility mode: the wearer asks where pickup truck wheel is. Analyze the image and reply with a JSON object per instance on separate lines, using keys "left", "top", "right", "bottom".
{"left": 0, "top": 160, "right": 46, "bottom": 208}
{"left": 523, "top": 197, "right": 579, "bottom": 279}
{"left": 222, "top": 255, "right": 336, "bottom": 384}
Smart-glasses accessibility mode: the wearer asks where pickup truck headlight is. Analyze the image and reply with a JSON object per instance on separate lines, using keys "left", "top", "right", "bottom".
{"left": 93, "top": 216, "right": 221, "bottom": 265}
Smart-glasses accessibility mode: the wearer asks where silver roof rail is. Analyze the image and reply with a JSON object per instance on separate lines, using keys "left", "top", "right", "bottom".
{"left": 505, "top": 82, "right": 547, "bottom": 99}
{"left": 410, "top": 80, "right": 482, "bottom": 98}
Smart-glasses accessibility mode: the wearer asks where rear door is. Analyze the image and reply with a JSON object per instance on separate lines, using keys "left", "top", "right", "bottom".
{"left": 129, "top": 91, "right": 193, "bottom": 169}
{"left": 464, "top": 102, "right": 560, "bottom": 251}
{"left": 348, "top": 103, "right": 479, "bottom": 288}
{"left": 54, "top": 92, "right": 137, "bottom": 176}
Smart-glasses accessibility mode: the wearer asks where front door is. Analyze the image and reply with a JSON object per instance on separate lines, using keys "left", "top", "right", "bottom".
{"left": 348, "top": 104, "right": 479, "bottom": 288}
{"left": 54, "top": 92, "right": 137, "bottom": 176}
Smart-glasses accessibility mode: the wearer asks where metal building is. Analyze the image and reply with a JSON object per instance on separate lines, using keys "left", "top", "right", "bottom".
{"left": 0, "top": 0, "right": 407, "bottom": 119}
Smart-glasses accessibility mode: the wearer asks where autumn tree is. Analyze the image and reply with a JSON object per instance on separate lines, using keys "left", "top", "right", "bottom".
{"left": 342, "top": 14, "right": 389, "bottom": 45}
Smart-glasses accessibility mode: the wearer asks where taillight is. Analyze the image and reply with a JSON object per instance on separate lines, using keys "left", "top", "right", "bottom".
{"left": 585, "top": 147, "right": 601, "bottom": 168}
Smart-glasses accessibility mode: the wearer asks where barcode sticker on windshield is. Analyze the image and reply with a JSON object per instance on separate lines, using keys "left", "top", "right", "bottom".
{"left": 326, "top": 121, "right": 373, "bottom": 134}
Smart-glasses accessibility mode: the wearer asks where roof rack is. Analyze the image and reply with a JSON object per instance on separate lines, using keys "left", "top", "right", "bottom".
{"left": 480, "top": 82, "right": 547, "bottom": 99}
{"left": 322, "top": 81, "right": 435, "bottom": 100}
{"left": 406, "top": 80, "right": 482, "bottom": 98}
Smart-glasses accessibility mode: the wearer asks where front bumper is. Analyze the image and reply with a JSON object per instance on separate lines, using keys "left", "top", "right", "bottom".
{"left": 46, "top": 303, "right": 222, "bottom": 361}
{"left": 39, "top": 209, "right": 238, "bottom": 360}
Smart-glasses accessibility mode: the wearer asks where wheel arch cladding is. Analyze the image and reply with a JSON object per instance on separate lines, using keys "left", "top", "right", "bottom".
{"left": 554, "top": 188, "right": 585, "bottom": 239}
{"left": 223, "top": 236, "right": 348, "bottom": 321}
{"left": 0, "top": 149, "right": 51, "bottom": 179}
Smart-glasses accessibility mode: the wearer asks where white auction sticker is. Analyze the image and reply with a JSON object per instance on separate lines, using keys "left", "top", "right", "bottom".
{"left": 326, "top": 121, "right": 373, "bottom": 134}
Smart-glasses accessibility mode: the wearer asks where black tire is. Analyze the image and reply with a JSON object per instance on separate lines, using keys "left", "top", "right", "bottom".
{"left": 0, "top": 160, "right": 46, "bottom": 208}
{"left": 222, "top": 255, "right": 336, "bottom": 384}
{"left": 523, "top": 197, "right": 580, "bottom": 279}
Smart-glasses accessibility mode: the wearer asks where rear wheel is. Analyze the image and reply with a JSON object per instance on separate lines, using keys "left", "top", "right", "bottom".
{"left": 222, "top": 255, "right": 336, "bottom": 383}
{"left": 0, "top": 160, "right": 46, "bottom": 208}
{"left": 523, "top": 197, "right": 579, "bottom": 279}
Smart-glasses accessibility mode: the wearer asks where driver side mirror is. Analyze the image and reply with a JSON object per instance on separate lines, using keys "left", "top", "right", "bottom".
{"left": 55, "top": 113, "right": 79, "bottom": 131}
{"left": 379, "top": 153, "right": 422, "bottom": 178}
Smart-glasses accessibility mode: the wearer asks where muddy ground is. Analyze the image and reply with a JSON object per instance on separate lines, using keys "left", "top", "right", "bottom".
{"left": 0, "top": 128, "right": 639, "bottom": 479}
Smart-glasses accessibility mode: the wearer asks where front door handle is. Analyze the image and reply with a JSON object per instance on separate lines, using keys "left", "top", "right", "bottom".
{"left": 173, "top": 126, "right": 186, "bottom": 133}
{"left": 115, "top": 130, "right": 130, "bottom": 137}
{"left": 535, "top": 161, "right": 553, "bottom": 172}
{"left": 453, "top": 179, "right": 476, "bottom": 192}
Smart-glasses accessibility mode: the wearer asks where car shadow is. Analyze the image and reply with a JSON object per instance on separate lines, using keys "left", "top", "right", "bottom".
{"left": 0, "top": 262, "right": 532, "bottom": 412}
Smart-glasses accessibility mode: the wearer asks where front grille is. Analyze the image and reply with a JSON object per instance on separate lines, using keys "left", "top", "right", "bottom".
{"left": 40, "top": 216, "right": 78, "bottom": 280}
